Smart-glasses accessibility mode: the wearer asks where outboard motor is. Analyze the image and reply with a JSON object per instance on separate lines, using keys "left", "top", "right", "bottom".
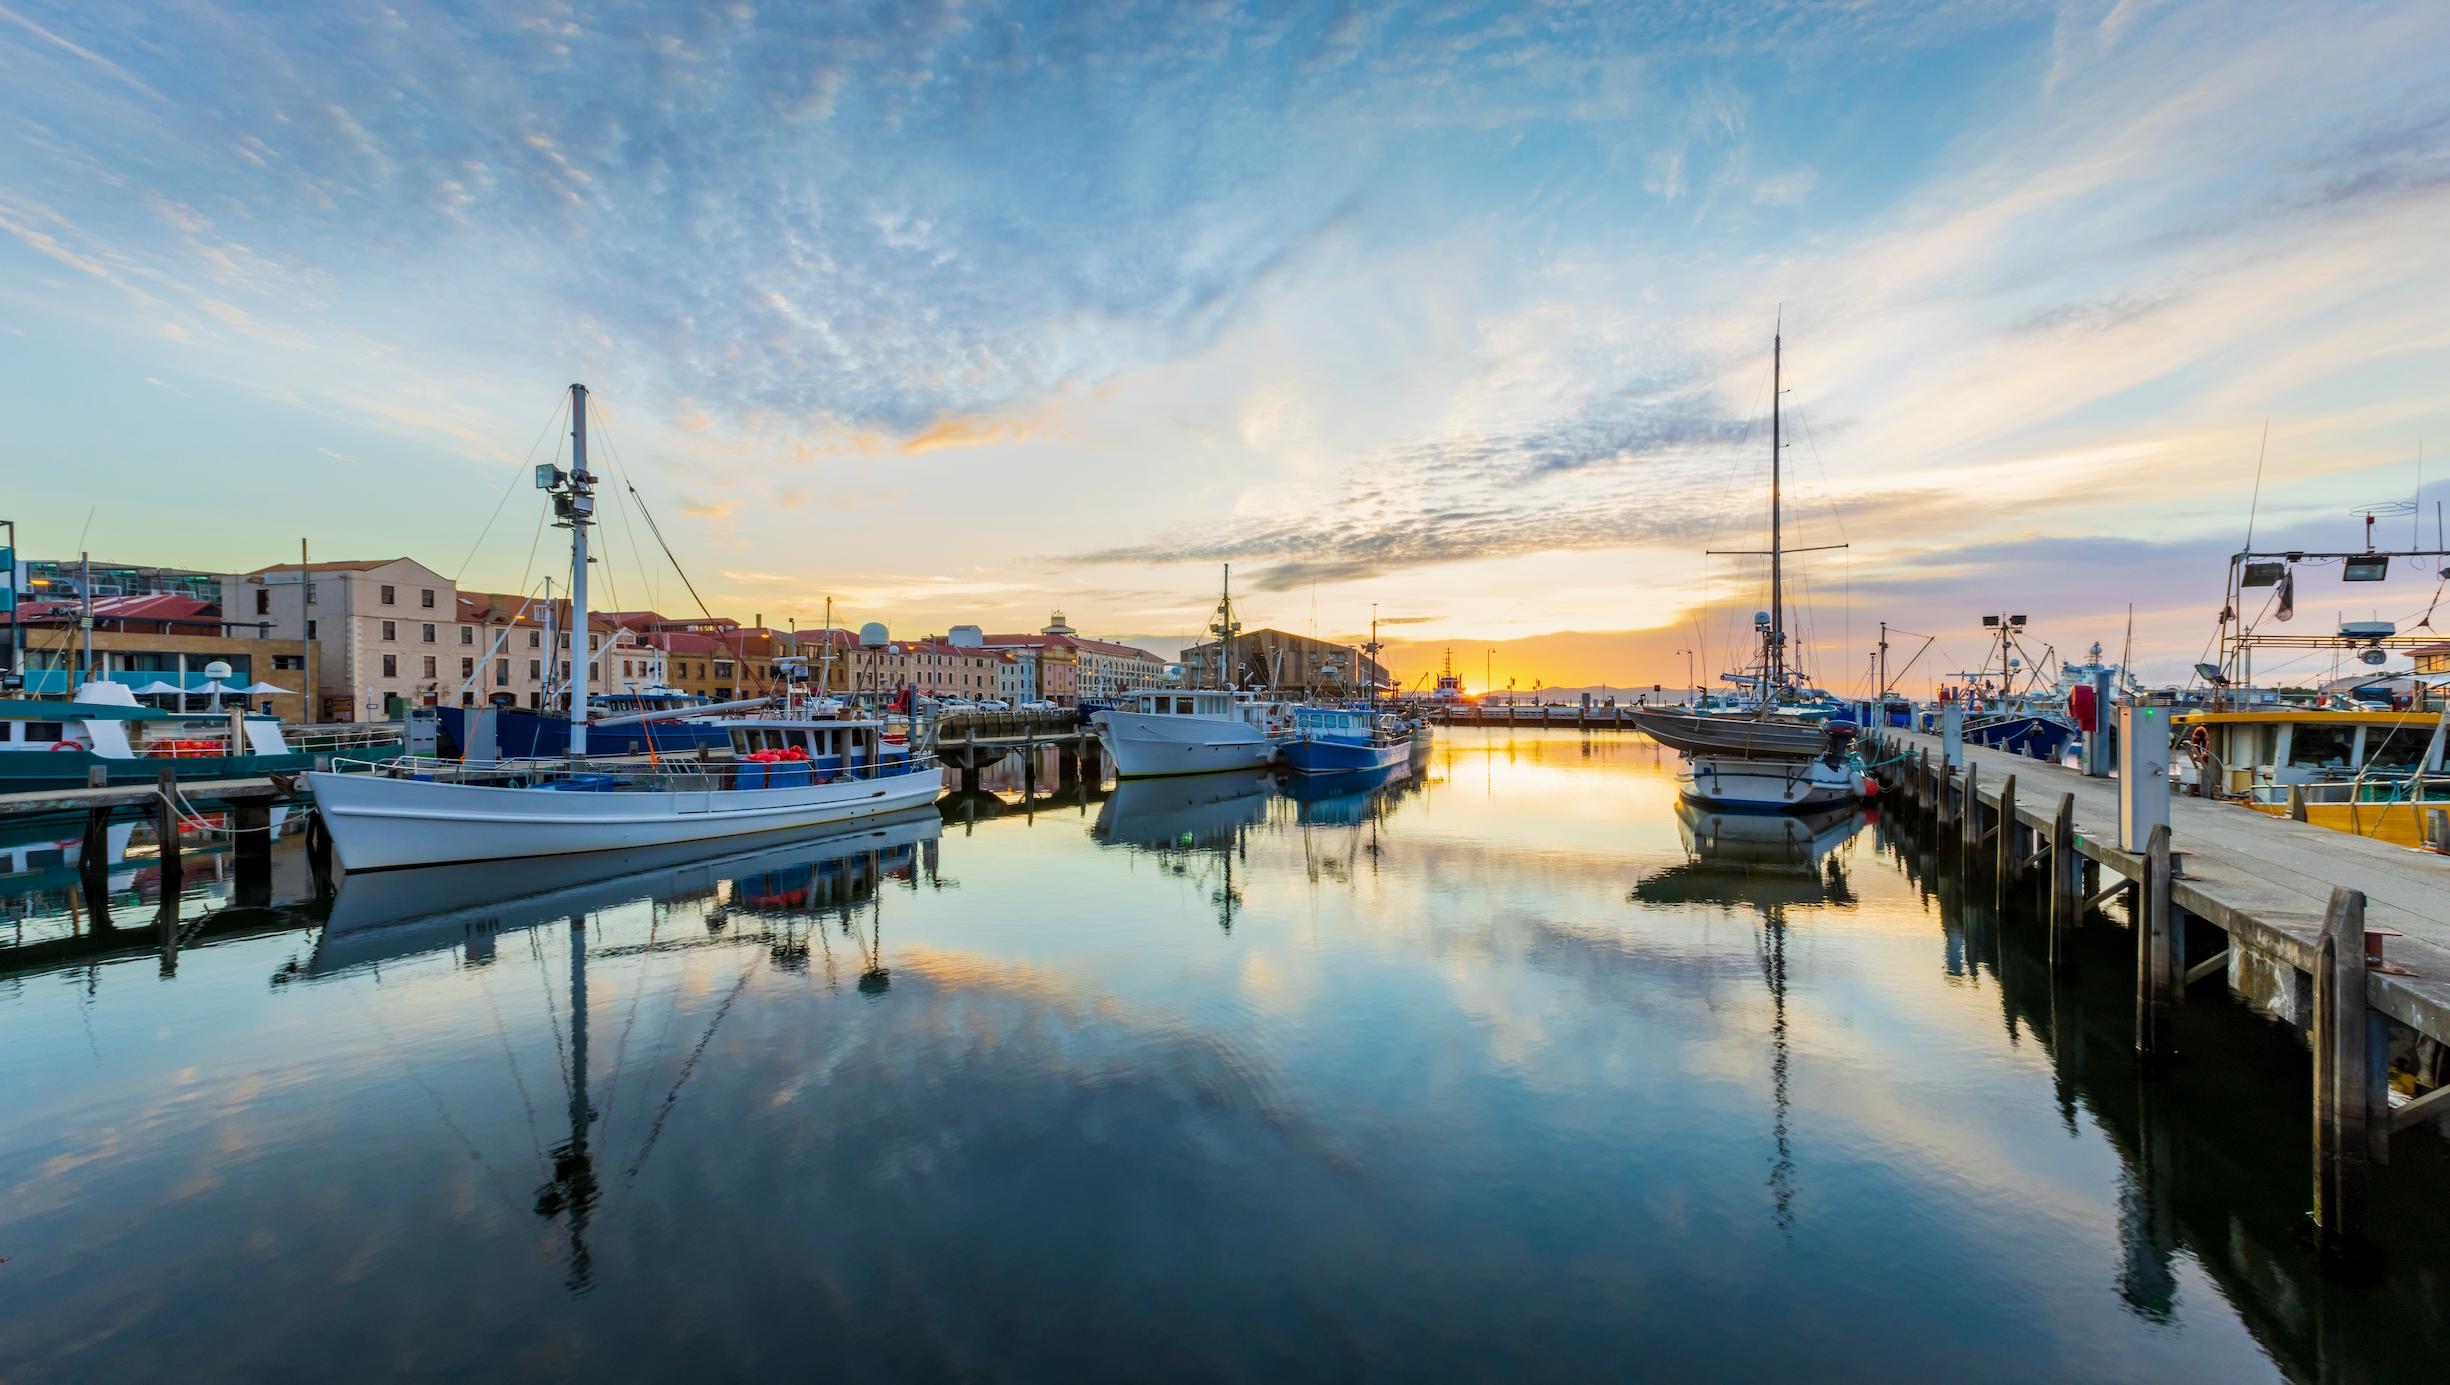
{"left": 1821, "top": 717, "right": 1860, "bottom": 768}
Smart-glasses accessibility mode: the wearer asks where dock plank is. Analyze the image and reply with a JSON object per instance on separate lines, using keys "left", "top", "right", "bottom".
{"left": 1881, "top": 729, "right": 2450, "bottom": 1040}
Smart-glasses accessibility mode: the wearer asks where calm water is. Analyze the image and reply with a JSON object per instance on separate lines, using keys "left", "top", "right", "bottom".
{"left": 3, "top": 730, "right": 2446, "bottom": 1382}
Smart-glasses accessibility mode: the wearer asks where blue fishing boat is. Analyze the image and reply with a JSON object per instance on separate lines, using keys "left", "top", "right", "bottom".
{"left": 434, "top": 689, "right": 734, "bottom": 759}
{"left": 1281, "top": 706, "right": 1412, "bottom": 774}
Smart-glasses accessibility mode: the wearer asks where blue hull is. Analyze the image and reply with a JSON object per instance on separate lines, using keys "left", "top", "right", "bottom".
{"left": 1283, "top": 735, "right": 1409, "bottom": 774}
{"left": 1966, "top": 714, "right": 2075, "bottom": 762}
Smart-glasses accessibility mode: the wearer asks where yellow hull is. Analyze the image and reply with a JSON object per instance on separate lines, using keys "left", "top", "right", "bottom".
{"left": 2244, "top": 798, "right": 2445, "bottom": 848}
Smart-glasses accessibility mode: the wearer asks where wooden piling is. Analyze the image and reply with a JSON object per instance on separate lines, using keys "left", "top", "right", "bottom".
{"left": 2286, "top": 783, "right": 2309, "bottom": 823}
{"left": 1961, "top": 765, "right": 1980, "bottom": 858}
{"left": 80, "top": 806, "right": 111, "bottom": 887}
{"left": 2311, "top": 887, "right": 2371, "bottom": 1250}
{"left": 153, "top": 766, "right": 182, "bottom": 878}
{"left": 2050, "top": 793, "right": 2077, "bottom": 973}
{"left": 1994, "top": 773, "right": 2017, "bottom": 910}
{"left": 232, "top": 801, "right": 272, "bottom": 906}
{"left": 2136, "top": 823, "right": 2176, "bottom": 1064}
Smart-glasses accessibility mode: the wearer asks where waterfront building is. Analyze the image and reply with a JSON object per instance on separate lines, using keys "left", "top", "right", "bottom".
{"left": 18, "top": 558, "right": 227, "bottom": 604}
{"left": 229, "top": 559, "right": 665, "bottom": 721}
{"left": 600, "top": 611, "right": 791, "bottom": 701}
{"left": 1180, "top": 627, "right": 1385, "bottom": 697}
{"left": 840, "top": 634, "right": 1005, "bottom": 701}
{"left": 979, "top": 612, "right": 1160, "bottom": 704}
{"left": 5, "top": 593, "right": 308, "bottom": 721}
{"left": 996, "top": 651, "right": 1030, "bottom": 703}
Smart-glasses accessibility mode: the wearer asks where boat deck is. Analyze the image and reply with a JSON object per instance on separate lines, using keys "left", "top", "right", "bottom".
{"left": 1879, "top": 729, "right": 2450, "bottom": 1040}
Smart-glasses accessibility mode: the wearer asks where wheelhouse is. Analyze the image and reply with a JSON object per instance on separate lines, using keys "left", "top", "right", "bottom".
{"left": 1120, "top": 689, "right": 1239, "bottom": 718}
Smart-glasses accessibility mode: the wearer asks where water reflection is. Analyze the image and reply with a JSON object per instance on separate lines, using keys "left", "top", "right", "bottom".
{"left": 1, "top": 734, "right": 2446, "bottom": 1382}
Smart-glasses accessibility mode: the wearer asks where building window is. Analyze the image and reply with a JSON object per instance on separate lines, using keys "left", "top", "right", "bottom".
{"left": 461, "top": 657, "right": 474, "bottom": 677}
{"left": 422, "top": 655, "right": 437, "bottom": 678}
{"left": 528, "top": 659, "right": 541, "bottom": 680}
{"left": 305, "top": 581, "right": 318, "bottom": 605}
{"left": 306, "top": 620, "right": 318, "bottom": 640}
{"left": 254, "top": 589, "right": 270, "bottom": 615}
{"left": 460, "top": 626, "right": 473, "bottom": 645}
{"left": 420, "top": 589, "right": 435, "bottom": 609}
{"left": 495, "top": 659, "right": 510, "bottom": 686}
{"left": 381, "top": 620, "right": 397, "bottom": 641}
{"left": 380, "top": 584, "right": 396, "bottom": 605}
{"left": 623, "top": 660, "right": 633, "bottom": 677}
{"left": 381, "top": 654, "right": 397, "bottom": 677}
{"left": 528, "top": 630, "right": 540, "bottom": 648}
{"left": 421, "top": 623, "right": 435, "bottom": 642}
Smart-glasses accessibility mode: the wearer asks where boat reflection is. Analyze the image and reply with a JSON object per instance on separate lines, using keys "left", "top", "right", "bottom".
{"left": 1630, "top": 802, "right": 1867, "bottom": 912}
{"left": 1632, "top": 801, "right": 1870, "bottom": 1235}
{"left": 1093, "top": 769, "right": 1273, "bottom": 931}
{"left": 1092, "top": 769, "right": 1273, "bottom": 850}
{"left": 312, "top": 808, "right": 943, "bottom": 976}
{"left": 1277, "top": 760, "right": 1419, "bottom": 824}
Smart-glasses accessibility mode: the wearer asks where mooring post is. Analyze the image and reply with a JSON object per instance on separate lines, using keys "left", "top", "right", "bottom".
{"left": 80, "top": 806, "right": 111, "bottom": 888}
{"left": 2050, "top": 793, "right": 2077, "bottom": 972}
{"left": 2311, "top": 886, "right": 2371, "bottom": 1251}
{"left": 2286, "top": 783, "right": 2308, "bottom": 822}
{"left": 1994, "top": 773, "right": 2018, "bottom": 910}
{"left": 1961, "top": 764, "right": 1980, "bottom": 858}
{"left": 2136, "top": 823, "right": 2176, "bottom": 1064}
{"left": 153, "top": 766, "right": 183, "bottom": 879}
{"left": 232, "top": 800, "right": 273, "bottom": 907}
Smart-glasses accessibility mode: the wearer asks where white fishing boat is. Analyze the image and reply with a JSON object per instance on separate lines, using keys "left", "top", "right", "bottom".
{"left": 1631, "top": 326, "right": 1863, "bottom": 814}
{"left": 305, "top": 384, "right": 943, "bottom": 872}
{"left": 1093, "top": 688, "right": 1283, "bottom": 778}
{"left": 1091, "top": 567, "right": 1288, "bottom": 778}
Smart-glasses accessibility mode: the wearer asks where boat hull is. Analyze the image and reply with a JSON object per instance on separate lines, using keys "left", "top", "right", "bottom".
{"left": 1282, "top": 735, "right": 1409, "bottom": 774}
{"left": 304, "top": 766, "right": 944, "bottom": 872}
{"left": 1965, "top": 713, "right": 2074, "bottom": 762}
{"left": 1678, "top": 755, "right": 1862, "bottom": 813}
{"left": 1092, "top": 711, "right": 1278, "bottom": 779}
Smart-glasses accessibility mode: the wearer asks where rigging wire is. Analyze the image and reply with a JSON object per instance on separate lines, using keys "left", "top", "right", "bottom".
{"left": 454, "top": 394, "right": 570, "bottom": 583}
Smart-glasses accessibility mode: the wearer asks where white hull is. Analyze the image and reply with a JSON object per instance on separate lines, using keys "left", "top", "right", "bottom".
{"left": 1679, "top": 755, "right": 1860, "bottom": 812}
{"left": 306, "top": 766, "right": 944, "bottom": 871}
{"left": 1093, "top": 710, "right": 1278, "bottom": 779}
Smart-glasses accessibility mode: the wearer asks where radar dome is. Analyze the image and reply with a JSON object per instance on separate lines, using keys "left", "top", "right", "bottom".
{"left": 858, "top": 622, "right": 889, "bottom": 648}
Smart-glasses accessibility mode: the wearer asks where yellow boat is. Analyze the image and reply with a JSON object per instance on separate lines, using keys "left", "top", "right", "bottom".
{"left": 2171, "top": 707, "right": 2450, "bottom": 847}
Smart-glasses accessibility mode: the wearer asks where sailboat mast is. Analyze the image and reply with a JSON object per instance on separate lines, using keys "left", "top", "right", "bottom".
{"left": 1768, "top": 329, "right": 1784, "bottom": 701}
{"left": 1221, "top": 564, "right": 1233, "bottom": 692}
{"left": 568, "top": 384, "right": 594, "bottom": 755}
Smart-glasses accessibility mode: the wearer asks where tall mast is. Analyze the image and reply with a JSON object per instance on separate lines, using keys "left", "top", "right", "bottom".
{"left": 567, "top": 384, "right": 595, "bottom": 755}
{"left": 1219, "top": 564, "right": 1234, "bottom": 691}
{"left": 1768, "top": 328, "right": 1784, "bottom": 702}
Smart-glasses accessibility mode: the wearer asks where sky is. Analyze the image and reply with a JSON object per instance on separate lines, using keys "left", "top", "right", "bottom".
{"left": 4, "top": 0, "right": 2448, "bottom": 695}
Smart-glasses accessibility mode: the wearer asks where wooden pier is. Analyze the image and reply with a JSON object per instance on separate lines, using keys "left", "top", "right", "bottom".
{"left": 928, "top": 710, "right": 1103, "bottom": 793}
{"left": 0, "top": 771, "right": 293, "bottom": 901}
{"left": 1863, "top": 726, "right": 2450, "bottom": 1251}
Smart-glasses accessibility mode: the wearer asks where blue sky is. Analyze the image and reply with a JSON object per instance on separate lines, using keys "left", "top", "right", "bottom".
{"left": 4, "top": 1, "right": 2447, "bottom": 689}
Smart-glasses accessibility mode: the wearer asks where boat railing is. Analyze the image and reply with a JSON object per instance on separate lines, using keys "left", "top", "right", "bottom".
{"left": 328, "top": 752, "right": 941, "bottom": 788}
{"left": 287, "top": 726, "right": 407, "bottom": 753}
{"left": 2246, "top": 772, "right": 2448, "bottom": 806}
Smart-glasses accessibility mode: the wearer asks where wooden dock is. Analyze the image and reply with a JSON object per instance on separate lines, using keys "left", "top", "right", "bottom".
{"left": 1864, "top": 726, "right": 2450, "bottom": 1250}
{"left": 0, "top": 771, "right": 293, "bottom": 889}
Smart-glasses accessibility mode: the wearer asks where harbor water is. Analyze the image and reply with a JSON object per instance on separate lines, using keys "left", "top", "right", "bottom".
{"left": 3, "top": 729, "right": 2446, "bottom": 1381}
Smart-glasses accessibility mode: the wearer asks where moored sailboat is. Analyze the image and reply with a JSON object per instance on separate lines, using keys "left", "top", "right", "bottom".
{"left": 305, "top": 384, "right": 942, "bottom": 872}
{"left": 1631, "top": 326, "right": 1864, "bottom": 813}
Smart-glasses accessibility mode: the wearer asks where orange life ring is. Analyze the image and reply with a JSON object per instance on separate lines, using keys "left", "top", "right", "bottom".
{"left": 2185, "top": 725, "right": 2212, "bottom": 767}
{"left": 50, "top": 740, "right": 81, "bottom": 752}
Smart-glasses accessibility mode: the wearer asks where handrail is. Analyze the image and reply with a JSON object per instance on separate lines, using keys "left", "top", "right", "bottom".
{"left": 327, "top": 751, "right": 940, "bottom": 785}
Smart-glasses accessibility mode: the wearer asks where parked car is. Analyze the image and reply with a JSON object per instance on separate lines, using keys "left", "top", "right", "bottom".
{"left": 1019, "top": 700, "right": 1060, "bottom": 712}
{"left": 975, "top": 699, "right": 1011, "bottom": 711}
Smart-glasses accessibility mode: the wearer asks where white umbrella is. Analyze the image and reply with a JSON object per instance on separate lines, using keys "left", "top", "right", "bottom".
{"left": 236, "top": 681, "right": 286, "bottom": 696}
{"left": 130, "top": 680, "right": 185, "bottom": 696}
{"left": 195, "top": 679, "right": 234, "bottom": 711}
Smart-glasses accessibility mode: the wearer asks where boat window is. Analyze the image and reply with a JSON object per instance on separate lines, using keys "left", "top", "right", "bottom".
{"left": 2287, "top": 724, "right": 2357, "bottom": 768}
{"left": 25, "top": 721, "right": 63, "bottom": 742}
{"left": 2366, "top": 724, "right": 2431, "bottom": 771}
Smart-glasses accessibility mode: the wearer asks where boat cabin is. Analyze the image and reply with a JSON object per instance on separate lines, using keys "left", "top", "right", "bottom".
{"left": 2173, "top": 708, "right": 2450, "bottom": 846}
{"left": 1119, "top": 689, "right": 1242, "bottom": 718}
{"left": 720, "top": 716, "right": 913, "bottom": 787}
